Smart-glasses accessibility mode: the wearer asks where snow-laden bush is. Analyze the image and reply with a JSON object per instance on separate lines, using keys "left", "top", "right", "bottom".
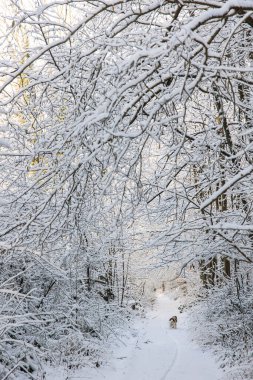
{"left": 188, "top": 269, "right": 253, "bottom": 380}
{"left": 0, "top": 249, "right": 134, "bottom": 379}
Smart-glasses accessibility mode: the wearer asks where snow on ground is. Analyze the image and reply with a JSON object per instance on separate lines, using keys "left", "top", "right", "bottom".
{"left": 46, "top": 292, "right": 223, "bottom": 380}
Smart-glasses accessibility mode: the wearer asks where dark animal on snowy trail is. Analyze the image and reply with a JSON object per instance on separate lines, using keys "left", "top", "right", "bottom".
{"left": 169, "top": 315, "right": 177, "bottom": 329}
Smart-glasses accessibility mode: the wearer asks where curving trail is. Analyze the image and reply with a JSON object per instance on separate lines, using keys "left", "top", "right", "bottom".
{"left": 108, "top": 292, "right": 222, "bottom": 380}
{"left": 46, "top": 292, "right": 222, "bottom": 380}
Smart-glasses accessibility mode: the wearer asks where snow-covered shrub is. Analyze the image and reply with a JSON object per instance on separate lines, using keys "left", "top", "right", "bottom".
{"left": 0, "top": 248, "right": 134, "bottom": 379}
{"left": 188, "top": 268, "right": 253, "bottom": 379}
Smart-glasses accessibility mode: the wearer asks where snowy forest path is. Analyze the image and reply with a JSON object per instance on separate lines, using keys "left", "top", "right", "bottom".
{"left": 46, "top": 292, "right": 223, "bottom": 380}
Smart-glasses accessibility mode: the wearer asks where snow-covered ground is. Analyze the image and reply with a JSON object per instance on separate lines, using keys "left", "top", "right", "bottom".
{"left": 46, "top": 292, "right": 223, "bottom": 380}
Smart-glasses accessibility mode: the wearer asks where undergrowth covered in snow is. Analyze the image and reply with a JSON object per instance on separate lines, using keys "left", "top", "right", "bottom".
{"left": 0, "top": 249, "right": 150, "bottom": 379}
{"left": 182, "top": 268, "right": 253, "bottom": 380}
